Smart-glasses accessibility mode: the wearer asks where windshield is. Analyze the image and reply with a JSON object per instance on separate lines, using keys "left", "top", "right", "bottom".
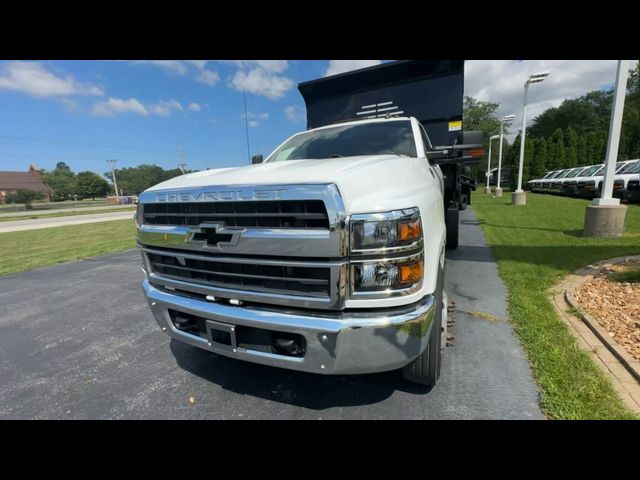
{"left": 625, "top": 162, "right": 640, "bottom": 174}
{"left": 580, "top": 165, "right": 602, "bottom": 177}
{"left": 565, "top": 168, "right": 586, "bottom": 178}
{"left": 266, "top": 120, "right": 417, "bottom": 162}
{"left": 542, "top": 172, "right": 555, "bottom": 179}
{"left": 615, "top": 162, "right": 631, "bottom": 173}
{"left": 618, "top": 160, "right": 640, "bottom": 174}
{"left": 556, "top": 170, "right": 572, "bottom": 179}
{"left": 549, "top": 171, "right": 563, "bottom": 178}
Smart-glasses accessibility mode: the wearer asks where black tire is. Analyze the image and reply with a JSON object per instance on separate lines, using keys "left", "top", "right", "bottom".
{"left": 445, "top": 205, "right": 459, "bottom": 250}
{"left": 402, "top": 265, "right": 444, "bottom": 386}
{"left": 459, "top": 193, "right": 468, "bottom": 210}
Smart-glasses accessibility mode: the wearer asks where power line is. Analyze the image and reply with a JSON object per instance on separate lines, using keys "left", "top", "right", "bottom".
{"left": 0, "top": 133, "right": 186, "bottom": 155}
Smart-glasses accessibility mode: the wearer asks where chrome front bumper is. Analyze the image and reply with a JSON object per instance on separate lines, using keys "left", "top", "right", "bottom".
{"left": 143, "top": 280, "right": 435, "bottom": 375}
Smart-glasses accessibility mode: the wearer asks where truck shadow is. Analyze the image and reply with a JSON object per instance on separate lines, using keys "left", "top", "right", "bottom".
{"left": 169, "top": 339, "right": 431, "bottom": 409}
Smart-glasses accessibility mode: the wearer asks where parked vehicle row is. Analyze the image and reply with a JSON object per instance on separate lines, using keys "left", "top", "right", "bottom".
{"left": 527, "top": 159, "right": 640, "bottom": 202}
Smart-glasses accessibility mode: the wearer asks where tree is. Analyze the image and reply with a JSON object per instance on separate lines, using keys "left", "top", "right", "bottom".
{"left": 103, "top": 164, "right": 190, "bottom": 195}
{"left": 576, "top": 135, "right": 588, "bottom": 165}
{"left": 564, "top": 127, "right": 578, "bottom": 168}
{"left": 462, "top": 96, "right": 507, "bottom": 181}
{"left": 547, "top": 129, "right": 565, "bottom": 170}
{"left": 628, "top": 61, "right": 639, "bottom": 95}
{"left": 530, "top": 137, "right": 548, "bottom": 178}
{"left": 76, "top": 171, "right": 110, "bottom": 200}
{"left": 41, "top": 162, "right": 77, "bottom": 201}
{"left": 6, "top": 190, "right": 45, "bottom": 210}
{"left": 586, "top": 130, "right": 606, "bottom": 164}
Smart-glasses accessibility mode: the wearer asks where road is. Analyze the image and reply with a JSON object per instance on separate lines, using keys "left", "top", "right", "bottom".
{"left": 0, "top": 208, "right": 543, "bottom": 419}
{"left": 0, "top": 204, "right": 135, "bottom": 218}
{"left": 0, "top": 211, "right": 134, "bottom": 233}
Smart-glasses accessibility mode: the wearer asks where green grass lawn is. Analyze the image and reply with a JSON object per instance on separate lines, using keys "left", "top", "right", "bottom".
{"left": 0, "top": 219, "right": 137, "bottom": 276}
{"left": 0, "top": 206, "right": 135, "bottom": 222}
{"left": 610, "top": 267, "right": 640, "bottom": 283}
{"left": 472, "top": 192, "right": 640, "bottom": 419}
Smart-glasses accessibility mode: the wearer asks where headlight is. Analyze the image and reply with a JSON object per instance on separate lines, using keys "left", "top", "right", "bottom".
{"left": 349, "top": 208, "right": 424, "bottom": 298}
{"left": 350, "top": 207, "right": 422, "bottom": 254}
{"left": 351, "top": 254, "right": 424, "bottom": 294}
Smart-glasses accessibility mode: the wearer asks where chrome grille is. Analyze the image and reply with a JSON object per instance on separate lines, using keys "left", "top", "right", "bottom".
{"left": 143, "top": 200, "right": 329, "bottom": 229}
{"left": 147, "top": 250, "right": 330, "bottom": 297}
{"left": 137, "top": 184, "right": 349, "bottom": 310}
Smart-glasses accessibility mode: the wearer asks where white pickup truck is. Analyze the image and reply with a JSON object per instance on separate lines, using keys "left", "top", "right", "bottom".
{"left": 136, "top": 60, "right": 482, "bottom": 386}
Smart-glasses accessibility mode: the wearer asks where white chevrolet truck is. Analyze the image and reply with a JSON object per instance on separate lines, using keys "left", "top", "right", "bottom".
{"left": 136, "top": 60, "right": 483, "bottom": 386}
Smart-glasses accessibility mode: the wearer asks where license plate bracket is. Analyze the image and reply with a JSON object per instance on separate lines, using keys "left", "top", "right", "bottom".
{"left": 205, "top": 319, "right": 237, "bottom": 353}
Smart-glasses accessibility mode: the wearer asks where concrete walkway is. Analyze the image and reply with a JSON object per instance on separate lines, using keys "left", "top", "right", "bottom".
{"left": 0, "top": 204, "right": 134, "bottom": 218}
{"left": 0, "top": 211, "right": 134, "bottom": 233}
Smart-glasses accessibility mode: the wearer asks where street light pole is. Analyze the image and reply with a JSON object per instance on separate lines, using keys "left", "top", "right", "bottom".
{"left": 596, "top": 60, "right": 630, "bottom": 205}
{"left": 583, "top": 60, "right": 631, "bottom": 237}
{"left": 485, "top": 134, "right": 499, "bottom": 194}
{"left": 495, "top": 115, "right": 515, "bottom": 198}
{"left": 514, "top": 71, "right": 549, "bottom": 206}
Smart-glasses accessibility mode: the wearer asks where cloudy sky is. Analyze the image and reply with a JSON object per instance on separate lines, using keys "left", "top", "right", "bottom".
{"left": 0, "top": 60, "right": 627, "bottom": 175}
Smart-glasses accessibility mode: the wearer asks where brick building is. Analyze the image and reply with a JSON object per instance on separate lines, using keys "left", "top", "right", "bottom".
{"left": 0, "top": 165, "right": 54, "bottom": 203}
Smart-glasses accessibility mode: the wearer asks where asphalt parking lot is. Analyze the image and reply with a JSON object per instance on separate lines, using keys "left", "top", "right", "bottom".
{"left": 0, "top": 208, "right": 543, "bottom": 419}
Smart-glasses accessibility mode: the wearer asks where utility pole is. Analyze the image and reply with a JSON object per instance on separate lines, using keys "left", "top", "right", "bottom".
{"left": 178, "top": 145, "right": 186, "bottom": 174}
{"left": 243, "top": 88, "right": 251, "bottom": 163}
{"left": 106, "top": 159, "right": 119, "bottom": 200}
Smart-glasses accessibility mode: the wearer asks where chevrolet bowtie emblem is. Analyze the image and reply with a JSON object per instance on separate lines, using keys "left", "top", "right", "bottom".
{"left": 185, "top": 223, "right": 245, "bottom": 250}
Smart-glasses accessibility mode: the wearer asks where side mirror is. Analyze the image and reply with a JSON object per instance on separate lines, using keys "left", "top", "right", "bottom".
{"left": 428, "top": 130, "right": 485, "bottom": 165}
{"left": 251, "top": 154, "right": 263, "bottom": 165}
{"left": 457, "top": 130, "right": 483, "bottom": 146}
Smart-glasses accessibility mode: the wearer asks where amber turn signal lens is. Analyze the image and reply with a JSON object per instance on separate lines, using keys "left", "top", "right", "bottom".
{"left": 398, "top": 219, "right": 421, "bottom": 242}
{"left": 399, "top": 261, "right": 423, "bottom": 284}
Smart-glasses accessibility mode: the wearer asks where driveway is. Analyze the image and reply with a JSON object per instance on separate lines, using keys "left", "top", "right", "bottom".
{"left": 0, "top": 208, "right": 543, "bottom": 419}
{"left": 0, "top": 211, "right": 134, "bottom": 233}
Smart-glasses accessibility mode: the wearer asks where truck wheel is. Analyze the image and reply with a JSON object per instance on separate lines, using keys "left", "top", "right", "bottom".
{"left": 445, "top": 205, "right": 459, "bottom": 250}
{"left": 459, "top": 193, "right": 468, "bottom": 210}
{"left": 402, "top": 265, "right": 444, "bottom": 386}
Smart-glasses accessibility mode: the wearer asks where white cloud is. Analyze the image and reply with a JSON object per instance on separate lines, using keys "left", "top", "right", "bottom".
{"left": 224, "top": 60, "right": 289, "bottom": 74}
{"left": 187, "top": 60, "right": 207, "bottom": 70}
{"left": 133, "top": 60, "right": 188, "bottom": 75}
{"left": 91, "top": 97, "right": 149, "bottom": 117}
{"left": 325, "top": 60, "right": 381, "bottom": 77}
{"left": 464, "top": 60, "right": 622, "bottom": 139}
{"left": 228, "top": 60, "right": 293, "bottom": 100}
{"left": 90, "top": 97, "right": 201, "bottom": 117}
{"left": 0, "top": 61, "right": 104, "bottom": 98}
{"left": 196, "top": 69, "right": 220, "bottom": 86}
{"left": 149, "top": 99, "right": 183, "bottom": 116}
{"left": 242, "top": 111, "right": 269, "bottom": 127}
{"left": 60, "top": 98, "right": 80, "bottom": 113}
{"left": 231, "top": 68, "right": 293, "bottom": 100}
{"left": 284, "top": 105, "right": 305, "bottom": 123}
{"left": 133, "top": 60, "right": 221, "bottom": 88}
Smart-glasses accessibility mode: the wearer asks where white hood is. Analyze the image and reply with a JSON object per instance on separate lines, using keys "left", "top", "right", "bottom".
{"left": 145, "top": 155, "right": 434, "bottom": 214}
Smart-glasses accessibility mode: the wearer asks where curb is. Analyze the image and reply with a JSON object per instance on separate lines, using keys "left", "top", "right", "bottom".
{"left": 565, "top": 290, "right": 640, "bottom": 383}
{"left": 552, "top": 255, "right": 640, "bottom": 414}
{"left": 564, "top": 255, "right": 640, "bottom": 382}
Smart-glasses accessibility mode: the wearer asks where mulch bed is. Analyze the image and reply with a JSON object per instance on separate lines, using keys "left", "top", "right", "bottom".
{"left": 574, "top": 261, "right": 640, "bottom": 362}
